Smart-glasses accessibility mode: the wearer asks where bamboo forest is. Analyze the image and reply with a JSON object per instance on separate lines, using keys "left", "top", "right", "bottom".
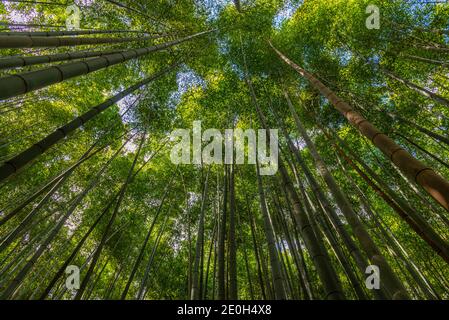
{"left": 0, "top": 0, "right": 449, "bottom": 302}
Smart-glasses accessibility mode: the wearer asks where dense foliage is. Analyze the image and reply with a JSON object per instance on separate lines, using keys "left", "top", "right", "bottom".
{"left": 0, "top": 0, "right": 448, "bottom": 300}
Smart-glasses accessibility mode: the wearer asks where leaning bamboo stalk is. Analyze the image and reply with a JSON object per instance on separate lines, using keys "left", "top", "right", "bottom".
{"left": 325, "top": 129, "right": 449, "bottom": 264}
{"left": 415, "top": 44, "right": 449, "bottom": 53}
{"left": 401, "top": 54, "right": 449, "bottom": 67}
{"left": 276, "top": 112, "right": 370, "bottom": 277}
{"left": 339, "top": 155, "right": 440, "bottom": 299}
{"left": 270, "top": 41, "right": 449, "bottom": 212}
{"left": 389, "top": 112, "right": 449, "bottom": 147}
{"left": 0, "top": 153, "right": 93, "bottom": 253}
{"left": 394, "top": 132, "right": 449, "bottom": 170}
{"left": 0, "top": 22, "right": 66, "bottom": 28}
{"left": 0, "top": 30, "right": 213, "bottom": 100}
{"left": 0, "top": 62, "right": 179, "bottom": 182}
{"left": 0, "top": 106, "right": 137, "bottom": 225}
{"left": 1, "top": 0, "right": 67, "bottom": 5}
{"left": 51, "top": 221, "right": 130, "bottom": 299}
{"left": 191, "top": 169, "right": 210, "bottom": 300}
{"left": 280, "top": 124, "right": 380, "bottom": 299}
{"left": 0, "top": 130, "right": 134, "bottom": 252}
{"left": 0, "top": 30, "right": 152, "bottom": 37}
{"left": 0, "top": 48, "right": 125, "bottom": 70}
{"left": 240, "top": 55, "right": 287, "bottom": 299}
{"left": 0, "top": 136, "right": 106, "bottom": 227}
{"left": 0, "top": 33, "right": 168, "bottom": 49}
{"left": 271, "top": 188, "right": 313, "bottom": 299}
{"left": 103, "top": 249, "right": 132, "bottom": 299}
{"left": 74, "top": 133, "right": 146, "bottom": 300}
{"left": 382, "top": 68, "right": 449, "bottom": 108}
{"left": 0, "top": 22, "right": 149, "bottom": 33}
{"left": 40, "top": 139, "right": 165, "bottom": 299}
{"left": 277, "top": 154, "right": 345, "bottom": 299}
{"left": 243, "top": 190, "right": 267, "bottom": 299}
{"left": 241, "top": 41, "right": 343, "bottom": 298}
{"left": 235, "top": 208, "right": 254, "bottom": 299}
{"left": 255, "top": 159, "right": 287, "bottom": 300}
{"left": 255, "top": 96, "right": 344, "bottom": 299}
{"left": 120, "top": 173, "right": 175, "bottom": 299}
{"left": 284, "top": 91, "right": 410, "bottom": 299}
{"left": 217, "top": 166, "right": 227, "bottom": 300}
{"left": 138, "top": 212, "right": 171, "bottom": 299}
{"left": 340, "top": 37, "right": 449, "bottom": 109}
{"left": 38, "top": 194, "right": 115, "bottom": 299}
{"left": 228, "top": 164, "right": 238, "bottom": 300}
{"left": 0, "top": 130, "right": 131, "bottom": 299}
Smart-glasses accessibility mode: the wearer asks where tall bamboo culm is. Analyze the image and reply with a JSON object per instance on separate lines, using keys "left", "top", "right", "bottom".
{"left": 269, "top": 41, "right": 449, "bottom": 213}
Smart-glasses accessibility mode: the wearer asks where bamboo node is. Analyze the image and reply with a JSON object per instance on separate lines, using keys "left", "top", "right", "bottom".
{"left": 414, "top": 167, "right": 433, "bottom": 184}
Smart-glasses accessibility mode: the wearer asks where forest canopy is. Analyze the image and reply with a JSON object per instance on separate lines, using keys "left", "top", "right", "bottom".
{"left": 0, "top": 0, "right": 448, "bottom": 300}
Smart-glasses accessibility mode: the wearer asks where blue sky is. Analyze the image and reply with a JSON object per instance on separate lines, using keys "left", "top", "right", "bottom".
{"left": 168, "top": 66, "right": 206, "bottom": 108}
{"left": 272, "top": 0, "right": 303, "bottom": 29}
{"left": 195, "top": 0, "right": 232, "bottom": 21}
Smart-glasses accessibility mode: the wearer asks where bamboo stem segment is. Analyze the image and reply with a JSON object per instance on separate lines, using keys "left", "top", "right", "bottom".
{"left": 270, "top": 41, "right": 449, "bottom": 213}
{"left": 0, "top": 30, "right": 213, "bottom": 100}
{"left": 0, "top": 63, "right": 179, "bottom": 182}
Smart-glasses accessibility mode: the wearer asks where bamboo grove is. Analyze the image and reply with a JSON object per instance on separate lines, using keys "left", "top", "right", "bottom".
{"left": 0, "top": 0, "right": 448, "bottom": 300}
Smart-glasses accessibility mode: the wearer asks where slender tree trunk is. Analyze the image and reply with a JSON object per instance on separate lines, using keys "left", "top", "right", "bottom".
{"left": 1, "top": 29, "right": 154, "bottom": 37}
{"left": 278, "top": 158, "right": 347, "bottom": 300}
{"left": 179, "top": 169, "right": 192, "bottom": 296}
{"left": 389, "top": 112, "right": 449, "bottom": 147}
{"left": 236, "top": 206, "right": 254, "bottom": 299}
{"left": 104, "top": 0, "right": 166, "bottom": 27}
{"left": 345, "top": 171, "right": 440, "bottom": 300}
{"left": 38, "top": 197, "right": 114, "bottom": 299}
{"left": 217, "top": 166, "right": 227, "bottom": 300}
{"left": 0, "top": 134, "right": 109, "bottom": 227}
{"left": 74, "top": 133, "right": 146, "bottom": 300}
{"left": 243, "top": 52, "right": 343, "bottom": 298}
{"left": 0, "top": 64, "right": 177, "bottom": 182}
{"left": 139, "top": 211, "right": 170, "bottom": 299}
{"left": 402, "top": 54, "right": 448, "bottom": 67}
{"left": 0, "top": 21, "right": 149, "bottom": 33}
{"left": 1, "top": 0, "right": 67, "bottom": 6}
{"left": 0, "top": 129, "right": 131, "bottom": 299}
{"left": 203, "top": 217, "right": 217, "bottom": 300}
{"left": 245, "top": 192, "right": 267, "bottom": 300}
{"left": 228, "top": 164, "right": 238, "bottom": 299}
{"left": 0, "top": 30, "right": 213, "bottom": 100}
{"left": 394, "top": 132, "right": 449, "bottom": 170}
{"left": 283, "top": 91, "right": 409, "bottom": 299}
{"left": 280, "top": 153, "right": 369, "bottom": 300}
{"left": 0, "top": 135, "right": 122, "bottom": 250}
{"left": 322, "top": 127, "right": 449, "bottom": 264}
{"left": 0, "top": 33, "right": 167, "bottom": 49}
{"left": 0, "top": 48, "right": 126, "bottom": 70}
{"left": 276, "top": 111, "right": 373, "bottom": 289}
{"left": 104, "top": 249, "right": 132, "bottom": 299}
{"left": 120, "top": 173, "right": 175, "bottom": 299}
{"left": 239, "top": 51, "right": 287, "bottom": 298}
{"left": 272, "top": 188, "right": 313, "bottom": 299}
{"left": 382, "top": 68, "right": 449, "bottom": 108}
{"left": 212, "top": 233, "right": 218, "bottom": 300}
{"left": 191, "top": 169, "right": 210, "bottom": 300}
{"left": 270, "top": 42, "right": 449, "bottom": 212}
{"left": 269, "top": 192, "right": 300, "bottom": 299}
{"left": 85, "top": 258, "right": 110, "bottom": 299}
{"left": 415, "top": 44, "right": 449, "bottom": 53}
{"left": 255, "top": 160, "right": 287, "bottom": 300}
